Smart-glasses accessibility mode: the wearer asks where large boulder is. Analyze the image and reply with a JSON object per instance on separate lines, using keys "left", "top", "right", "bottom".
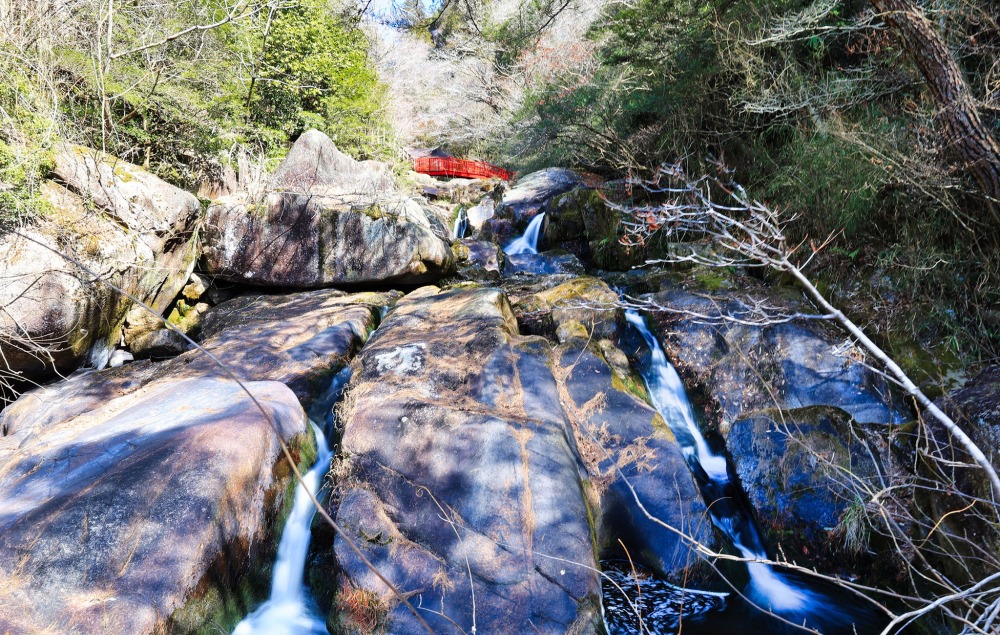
{"left": 326, "top": 286, "right": 602, "bottom": 634}
{"left": 0, "top": 148, "right": 201, "bottom": 393}
{"left": 649, "top": 283, "right": 910, "bottom": 435}
{"left": 0, "top": 376, "right": 311, "bottom": 634}
{"left": 727, "top": 406, "right": 888, "bottom": 571}
{"left": 268, "top": 128, "right": 395, "bottom": 195}
{"left": 0, "top": 287, "right": 394, "bottom": 633}
{"left": 202, "top": 131, "right": 454, "bottom": 287}
{"left": 496, "top": 168, "right": 581, "bottom": 226}
{"left": 542, "top": 187, "right": 654, "bottom": 270}
{"left": 0, "top": 288, "right": 393, "bottom": 439}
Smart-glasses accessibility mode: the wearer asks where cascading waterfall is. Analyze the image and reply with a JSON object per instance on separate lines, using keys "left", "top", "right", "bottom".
{"left": 625, "top": 310, "right": 813, "bottom": 615}
{"left": 452, "top": 207, "right": 468, "bottom": 239}
{"left": 232, "top": 368, "right": 352, "bottom": 635}
{"left": 625, "top": 312, "right": 729, "bottom": 482}
{"left": 504, "top": 213, "right": 545, "bottom": 255}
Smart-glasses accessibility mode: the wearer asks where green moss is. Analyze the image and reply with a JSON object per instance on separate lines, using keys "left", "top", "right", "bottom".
{"left": 648, "top": 411, "right": 676, "bottom": 443}
{"left": 112, "top": 163, "right": 137, "bottom": 183}
{"left": 689, "top": 266, "right": 734, "bottom": 292}
{"left": 359, "top": 204, "right": 384, "bottom": 220}
{"left": 611, "top": 368, "right": 649, "bottom": 403}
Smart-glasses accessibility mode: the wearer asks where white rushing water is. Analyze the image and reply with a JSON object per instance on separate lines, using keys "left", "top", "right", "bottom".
{"left": 625, "top": 310, "right": 729, "bottom": 481}
{"left": 504, "top": 213, "right": 545, "bottom": 255}
{"left": 625, "top": 310, "right": 812, "bottom": 615}
{"left": 232, "top": 422, "right": 333, "bottom": 635}
{"left": 452, "top": 208, "right": 468, "bottom": 239}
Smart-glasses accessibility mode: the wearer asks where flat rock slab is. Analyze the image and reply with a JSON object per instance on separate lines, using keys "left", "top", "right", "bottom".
{"left": 0, "top": 377, "right": 309, "bottom": 635}
{"left": 331, "top": 286, "right": 601, "bottom": 634}
{"left": 1, "top": 289, "right": 392, "bottom": 442}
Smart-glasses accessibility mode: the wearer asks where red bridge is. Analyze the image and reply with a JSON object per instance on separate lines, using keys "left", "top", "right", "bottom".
{"left": 413, "top": 156, "right": 514, "bottom": 181}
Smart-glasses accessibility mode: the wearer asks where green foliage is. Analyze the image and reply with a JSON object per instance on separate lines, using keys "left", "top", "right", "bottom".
{"left": 494, "top": 0, "right": 1000, "bottom": 363}
{"left": 0, "top": 48, "right": 56, "bottom": 231}
{"left": 757, "top": 127, "right": 887, "bottom": 240}
{"left": 40, "top": 0, "right": 392, "bottom": 191}
{"left": 252, "top": 0, "right": 391, "bottom": 159}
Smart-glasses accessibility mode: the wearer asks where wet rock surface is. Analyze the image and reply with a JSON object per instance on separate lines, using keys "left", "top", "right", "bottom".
{"left": 727, "top": 406, "right": 887, "bottom": 569}
{"left": 497, "top": 168, "right": 582, "bottom": 226}
{"left": 555, "top": 344, "right": 714, "bottom": 579}
{"left": 649, "top": 283, "right": 910, "bottom": 434}
{"left": 452, "top": 238, "right": 503, "bottom": 283}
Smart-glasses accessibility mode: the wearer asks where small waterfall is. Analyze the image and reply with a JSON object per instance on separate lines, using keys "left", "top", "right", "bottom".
{"left": 624, "top": 310, "right": 812, "bottom": 616}
{"left": 625, "top": 311, "right": 728, "bottom": 482}
{"left": 504, "top": 213, "right": 545, "bottom": 255}
{"left": 452, "top": 208, "right": 468, "bottom": 239}
{"left": 233, "top": 369, "right": 352, "bottom": 635}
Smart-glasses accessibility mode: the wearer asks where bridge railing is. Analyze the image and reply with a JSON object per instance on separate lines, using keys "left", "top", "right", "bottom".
{"left": 413, "top": 157, "right": 514, "bottom": 181}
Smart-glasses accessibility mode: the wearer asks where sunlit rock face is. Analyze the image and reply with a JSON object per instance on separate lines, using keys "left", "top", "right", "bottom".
{"left": 0, "top": 377, "right": 309, "bottom": 635}
{"left": 1, "top": 146, "right": 201, "bottom": 389}
{"left": 202, "top": 129, "right": 454, "bottom": 288}
{"left": 328, "top": 285, "right": 604, "bottom": 634}
{"left": 0, "top": 288, "right": 397, "bottom": 634}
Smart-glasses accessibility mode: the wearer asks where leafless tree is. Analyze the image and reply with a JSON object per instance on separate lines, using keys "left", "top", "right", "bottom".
{"left": 605, "top": 163, "right": 1000, "bottom": 499}
{"left": 600, "top": 163, "right": 1000, "bottom": 633}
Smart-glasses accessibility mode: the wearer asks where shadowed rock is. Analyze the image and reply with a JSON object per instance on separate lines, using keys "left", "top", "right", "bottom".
{"left": 555, "top": 344, "right": 715, "bottom": 579}
{"left": 727, "top": 406, "right": 887, "bottom": 570}
{"left": 648, "top": 284, "right": 910, "bottom": 433}
{"left": 497, "top": 168, "right": 581, "bottom": 226}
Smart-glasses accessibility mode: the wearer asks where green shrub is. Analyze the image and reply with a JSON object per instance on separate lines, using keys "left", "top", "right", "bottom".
{"left": 252, "top": 0, "right": 392, "bottom": 159}
{"left": 0, "top": 51, "right": 57, "bottom": 231}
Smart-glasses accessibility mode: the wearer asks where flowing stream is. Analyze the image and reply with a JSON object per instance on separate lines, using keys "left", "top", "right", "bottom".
{"left": 504, "top": 213, "right": 545, "bottom": 255}
{"left": 452, "top": 207, "right": 468, "bottom": 240}
{"left": 232, "top": 368, "right": 352, "bottom": 635}
{"left": 623, "top": 311, "right": 880, "bottom": 632}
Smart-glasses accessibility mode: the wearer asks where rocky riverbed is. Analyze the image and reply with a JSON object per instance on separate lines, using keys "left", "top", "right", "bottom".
{"left": 2, "top": 130, "right": 998, "bottom": 635}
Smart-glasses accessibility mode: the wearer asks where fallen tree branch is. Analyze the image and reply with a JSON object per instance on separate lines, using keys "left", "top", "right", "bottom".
{"left": 606, "top": 163, "right": 1000, "bottom": 502}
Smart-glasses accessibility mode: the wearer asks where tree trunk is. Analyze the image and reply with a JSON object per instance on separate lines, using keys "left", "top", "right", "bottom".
{"left": 872, "top": 0, "right": 1000, "bottom": 217}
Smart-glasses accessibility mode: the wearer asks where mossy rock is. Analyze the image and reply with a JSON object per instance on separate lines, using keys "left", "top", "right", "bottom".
{"left": 727, "top": 406, "right": 896, "bottom": 574}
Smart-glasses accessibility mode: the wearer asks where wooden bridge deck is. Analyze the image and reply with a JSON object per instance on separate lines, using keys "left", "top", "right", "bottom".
{"left": 413, "top": 156, "right": 513, "bottom": 181}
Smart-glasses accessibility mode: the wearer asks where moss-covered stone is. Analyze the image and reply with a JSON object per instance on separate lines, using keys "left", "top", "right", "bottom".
{"left": 727, "top": 406, "right": 895, "bottom": 574}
